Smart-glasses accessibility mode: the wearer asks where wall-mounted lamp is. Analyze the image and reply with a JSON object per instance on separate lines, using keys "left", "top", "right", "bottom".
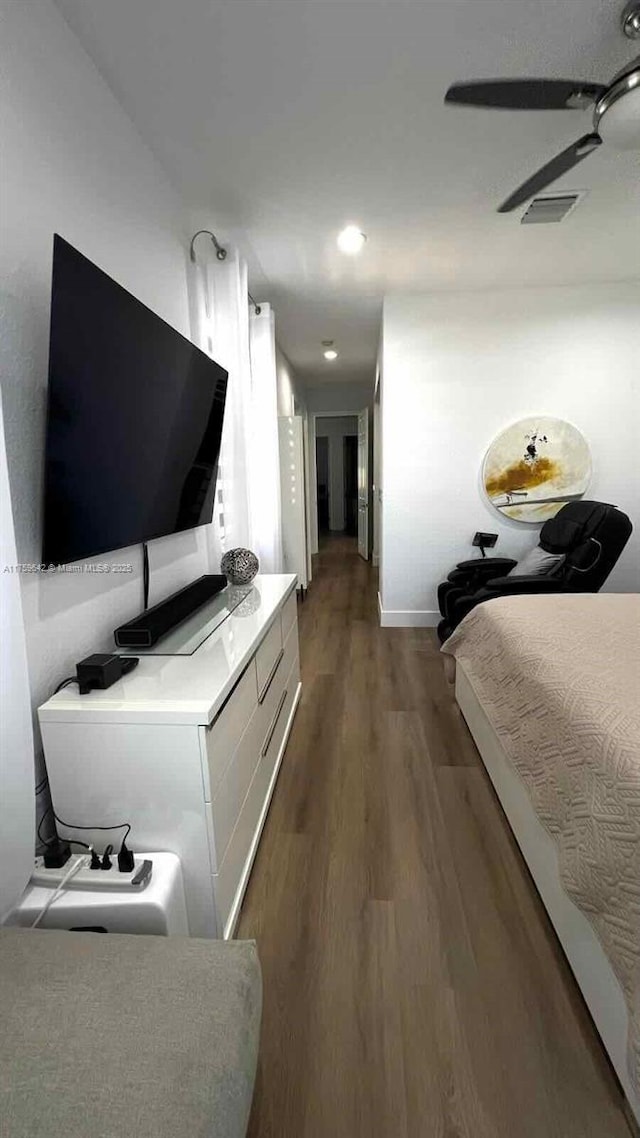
{"left": 189, "top": 229, "right": 227, "bottom": 263}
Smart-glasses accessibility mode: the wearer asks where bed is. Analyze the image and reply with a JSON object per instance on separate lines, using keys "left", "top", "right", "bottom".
{"left": 441, "top": 593, "right": 640, "bottom": 1129}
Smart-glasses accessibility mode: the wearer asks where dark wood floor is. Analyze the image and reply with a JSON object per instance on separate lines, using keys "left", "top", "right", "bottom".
{"left": 238, "top": 535, "right": 631, "bottom": 1138}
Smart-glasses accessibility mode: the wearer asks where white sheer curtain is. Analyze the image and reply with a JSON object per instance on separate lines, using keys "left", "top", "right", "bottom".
{"left": 189, "top": 246, "right": 253, "bottom": 570}
{"left": 249, "top": 303, "right": 283, "bottom": 573}
{"left": 189, "top": 244, "right": 282, "bottom": 574}
{"left": 0, "top": 391, "right": 35, "bottom": 912}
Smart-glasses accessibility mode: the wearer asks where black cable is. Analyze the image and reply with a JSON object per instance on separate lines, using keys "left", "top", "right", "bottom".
{"left": 54, "top": 677, "right": 79, "bottom": 693}
{"left": 37, "top": 807, "right": 89, "bottom": 851}
{"left": 35, "top": 775, "right": 49, "bottom": 795}
{"left": 38, "top": 823, "right": 90, "bottom": 853}
{"left": 37, "top": 806, "right": 54, "bottom": 848}
{"left": 53, "top": 810, "right": 131, "bottom": 846}
{"left": 37, "top": 804, "right": 132, "bottom": 852}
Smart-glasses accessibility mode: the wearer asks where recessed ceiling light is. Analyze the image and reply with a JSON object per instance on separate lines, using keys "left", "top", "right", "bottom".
{"left": 324, "top": 349, "right": 338, "bottom": 361}
{"left": 337, "top": 225, "right": 367, "bottom": 254}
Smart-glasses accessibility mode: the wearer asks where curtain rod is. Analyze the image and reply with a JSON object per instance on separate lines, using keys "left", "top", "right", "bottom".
{"left": 248, "top": 291, "right": 262, "bottom": 316}
{"left": 189, "top": 229, "right": 227, "bottom": 263}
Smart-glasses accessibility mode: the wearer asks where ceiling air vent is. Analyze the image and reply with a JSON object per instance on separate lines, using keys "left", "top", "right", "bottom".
{"left": 520, "top": 192, "right": 585, "bottom": 224}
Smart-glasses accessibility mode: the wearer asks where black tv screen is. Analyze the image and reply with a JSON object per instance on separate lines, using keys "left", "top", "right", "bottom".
{"left": 42, "top": 236, "right": 228, "bottom": 566}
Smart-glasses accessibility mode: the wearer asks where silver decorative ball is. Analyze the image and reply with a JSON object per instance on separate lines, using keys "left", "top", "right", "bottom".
{"left": 221, "top": 548, "right": 259, "bottom": 585}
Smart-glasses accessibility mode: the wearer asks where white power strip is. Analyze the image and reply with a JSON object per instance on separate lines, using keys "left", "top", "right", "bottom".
{"left": 31, "top": 854, "right": 152, "bottom": 891}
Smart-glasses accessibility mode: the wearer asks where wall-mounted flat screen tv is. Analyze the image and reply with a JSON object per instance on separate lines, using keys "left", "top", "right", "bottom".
{"left": 42, "top": 236, "right": 228, "bottom": 566}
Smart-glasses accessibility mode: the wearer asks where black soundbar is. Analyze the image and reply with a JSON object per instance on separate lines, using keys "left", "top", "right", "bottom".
{"left": 114, "top": 574, "right": 227, "bottom": 649}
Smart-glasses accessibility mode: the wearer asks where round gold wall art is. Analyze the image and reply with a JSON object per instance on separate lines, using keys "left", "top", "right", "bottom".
{"left": 482, "top": 417, "right": 591, "bottom": 522}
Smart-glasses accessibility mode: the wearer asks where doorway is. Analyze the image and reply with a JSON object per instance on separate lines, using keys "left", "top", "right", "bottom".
{"left": 316, "top": 436, "right": 330, "bottom": 533}
{"left": 314, "top": 416, "right": 358, "bottom": 540}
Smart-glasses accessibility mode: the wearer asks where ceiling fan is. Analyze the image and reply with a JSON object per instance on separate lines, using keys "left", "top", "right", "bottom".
{"left": 445, "top": 1, "right": 640, "bottom": 212}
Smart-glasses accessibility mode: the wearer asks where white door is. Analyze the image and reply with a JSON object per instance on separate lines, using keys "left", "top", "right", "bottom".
{"left": 278, "top": 416, "right": 308, "bottom": 589}
{"left": 357, "top": 409, "right": 369, "bottom": 560}
{"left": 302, "top": 414, "right": 313, "bottom": 583}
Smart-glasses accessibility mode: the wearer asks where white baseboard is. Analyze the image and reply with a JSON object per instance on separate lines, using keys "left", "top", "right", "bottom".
{"left": 377, "top": 597, "right": 439, "bottom": 628}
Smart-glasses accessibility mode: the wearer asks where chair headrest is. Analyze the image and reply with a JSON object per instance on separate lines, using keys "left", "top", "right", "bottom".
{"left": 539, "top": 501, "right": 611, "bottom": 553}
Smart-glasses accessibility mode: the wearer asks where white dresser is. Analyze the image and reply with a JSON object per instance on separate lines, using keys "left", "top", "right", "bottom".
{"left": 38, "top": 574, "right": 301, "bottom": 938}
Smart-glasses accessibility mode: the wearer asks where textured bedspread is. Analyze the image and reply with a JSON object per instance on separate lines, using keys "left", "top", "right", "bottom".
{"left": 441, "top": 593, "right": 640, "bottom": 1091}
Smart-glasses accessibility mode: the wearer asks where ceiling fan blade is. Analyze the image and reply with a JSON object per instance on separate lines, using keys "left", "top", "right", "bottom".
{"left": 445, "top": 79, "right": 606, "bottom": 110}
{"left": 498, "top": 133, "right": 602, "bottom": 213}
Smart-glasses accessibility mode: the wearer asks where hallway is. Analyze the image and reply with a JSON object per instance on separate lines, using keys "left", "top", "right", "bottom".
{"left": 237, "top": 536, "right": 629, "bottom": 1138}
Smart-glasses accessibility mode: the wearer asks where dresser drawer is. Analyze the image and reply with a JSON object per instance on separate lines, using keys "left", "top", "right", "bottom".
{"left": 256, "top": 617, "right": 298, "bottom": 749}
{"left": 261, "top": 654, "right": 300, "bottom": 780}
{"left": 214, "top": 653, "right": 301, "bottom": 937}
{"left": 202, "top": 661, "right": 258, "bottom": 799}
{"left": 209, "top": 622, "right": 297, "bottom": 868}
{"left": 280, "top": 589, "right": 298, "bottom": 643}
{"left": 255, "top": 616, "right": 283, "bottom": 702}
{"left": 214, "top": 755, "right": 270, "bottom": 937}
{"left": 209, "top": 718, "right": 262, "bottom": 870}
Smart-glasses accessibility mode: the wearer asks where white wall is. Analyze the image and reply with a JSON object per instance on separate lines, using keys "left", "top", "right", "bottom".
{"left": 381, "top": 284, "right": 640, "bottom": 625}
{"left": 0, "top": 0, "right": 209, "bottom": 728}
{"left": 304, "top": 381, "right": 372, "bottom": 415}
{"left": 276, "top": 343, "right": 305, "bottom": 417}
{"left": 372, "top": 390, "right": 382, "bottom": 567}
{"left": 315, "top": 416, "right": 358, "bottom": 531}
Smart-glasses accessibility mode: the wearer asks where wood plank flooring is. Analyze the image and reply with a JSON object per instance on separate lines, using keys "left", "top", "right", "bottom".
{"left": 237, "top": 535, "right": 631, "bottom": 1138}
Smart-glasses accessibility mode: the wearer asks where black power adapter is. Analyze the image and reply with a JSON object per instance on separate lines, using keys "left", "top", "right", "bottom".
{"left": 117, "top": 840, "right": 135, "bottom": 874}
{"left": 76, "top": 654, "right": 139, "bottom": 695}
{"left": 43, "top": 839, "right": 72, "bottom": 869}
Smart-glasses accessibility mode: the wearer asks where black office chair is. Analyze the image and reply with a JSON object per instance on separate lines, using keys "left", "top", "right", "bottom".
{"left": 437, "top": 500, "right": 633, "bottom": 643}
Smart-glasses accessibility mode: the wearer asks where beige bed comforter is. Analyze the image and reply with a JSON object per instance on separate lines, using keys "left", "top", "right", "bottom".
{"left": 441, "top": 593, "right": 640, "bottom": 1091}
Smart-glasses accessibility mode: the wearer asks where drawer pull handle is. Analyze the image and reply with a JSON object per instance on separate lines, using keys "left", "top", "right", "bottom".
{"left": 262, "top": 689, "right": 288, "bottom": 757}
{"left": 258, "top": 648, "right": 284, "bottom": 704}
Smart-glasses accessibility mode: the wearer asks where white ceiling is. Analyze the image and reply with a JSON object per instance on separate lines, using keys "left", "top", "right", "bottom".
{"left": 54, "top": 0, "right": 640, "bottom": 385}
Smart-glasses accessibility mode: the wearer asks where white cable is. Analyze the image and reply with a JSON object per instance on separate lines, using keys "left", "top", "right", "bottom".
{"left": 31, "top": 855, "right": 89, "bottom": 928}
